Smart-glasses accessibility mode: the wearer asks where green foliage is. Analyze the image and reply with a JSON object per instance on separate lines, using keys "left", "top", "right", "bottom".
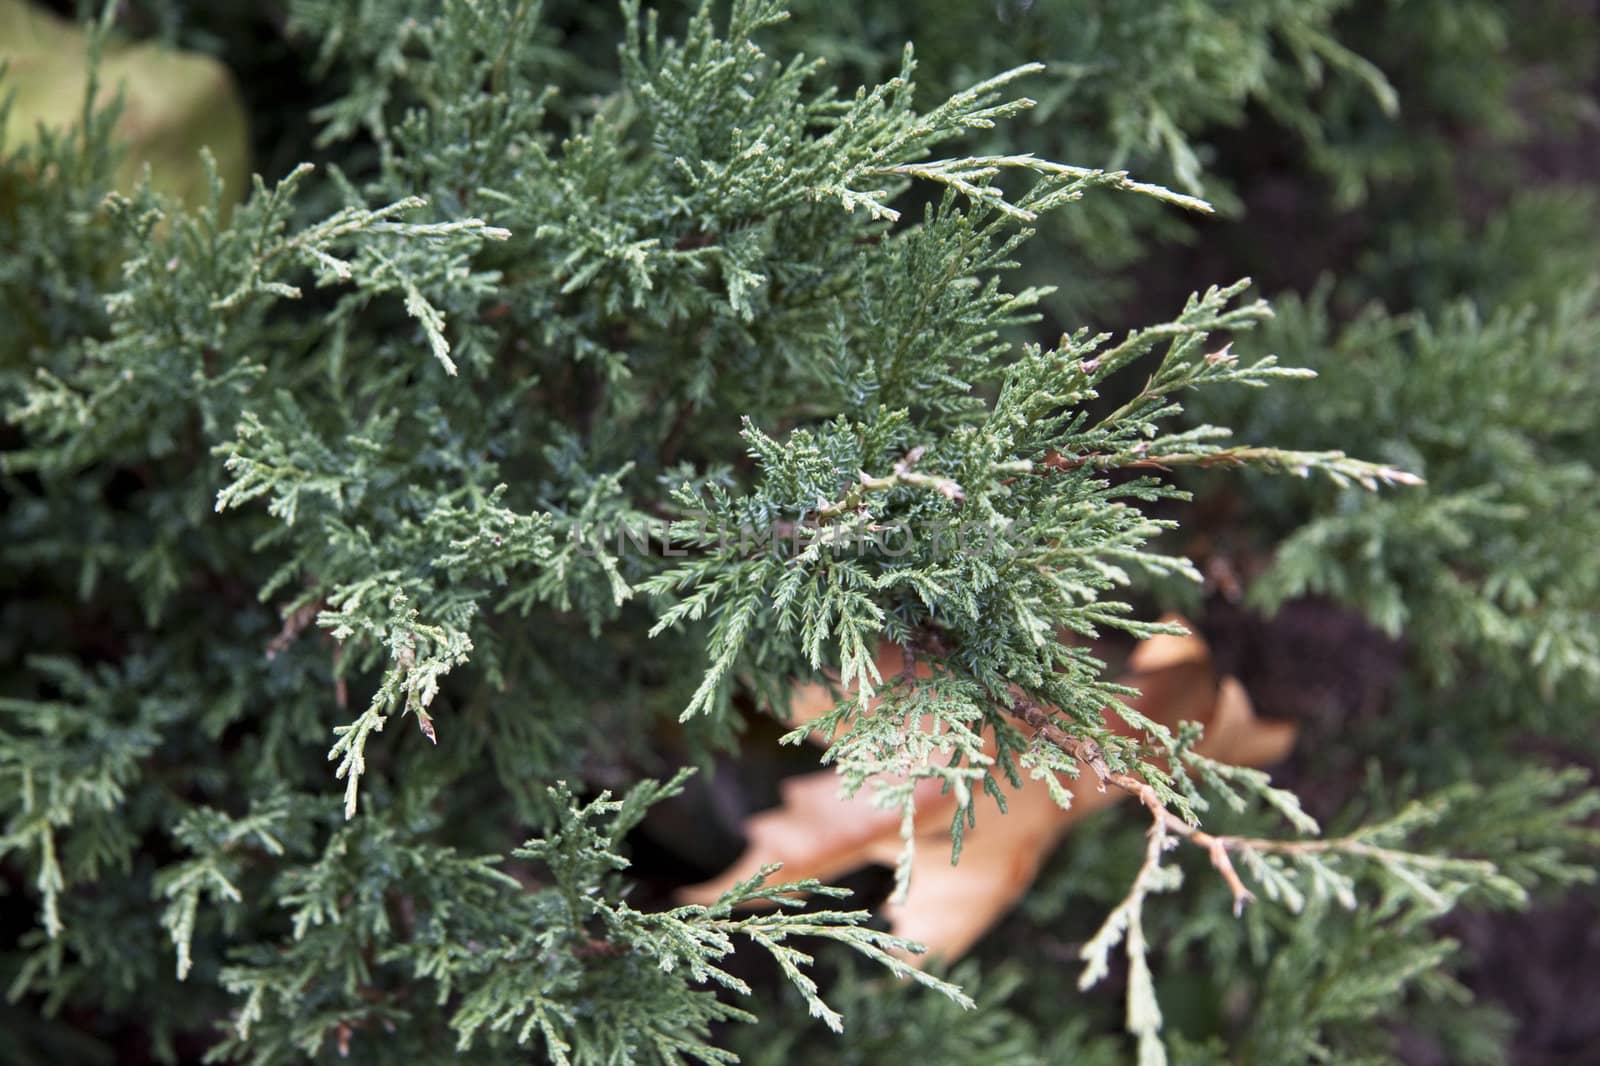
{"left": 2, "top": 0, "right": 1597, "bottom": 1063}
{"left": 1193, "top": 190, "right": 1600, "bottom": 711}
{"left": 724, "top": 960, "right": 1125, "bottom": 1066}
{"left": 769, "top": 0, "right": 1396, "bottom": 197}
{"left": 188, "top": 771, "right": 960, "bottom": 1065}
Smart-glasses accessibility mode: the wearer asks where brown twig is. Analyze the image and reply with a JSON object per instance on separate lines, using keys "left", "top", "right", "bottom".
{"left": 657, "top": 399, "right": 698, "bottom": 468}
{"left": 265, "top": 598, "right": 325, "bottom": 660}
{"left": 1010, "top": 695, "right": 1255, "bottom": 915}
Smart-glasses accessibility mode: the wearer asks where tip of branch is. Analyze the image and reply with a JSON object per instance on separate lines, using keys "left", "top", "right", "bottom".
{"left": 1381, "top": 467, "right": 1425, "bottom": 487}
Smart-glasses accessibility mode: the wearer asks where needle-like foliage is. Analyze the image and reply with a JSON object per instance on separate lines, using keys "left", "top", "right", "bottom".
{"left": 2, "top": 1, "right": 1596, "bottom": 1063}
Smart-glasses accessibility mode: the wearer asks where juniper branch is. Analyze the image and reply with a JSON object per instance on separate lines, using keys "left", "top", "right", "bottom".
{"left": 1009, "top": 694, "right": 1256, "bottom": 914}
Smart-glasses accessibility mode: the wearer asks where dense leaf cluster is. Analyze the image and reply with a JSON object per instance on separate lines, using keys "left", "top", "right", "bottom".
{"left": 2, "top": 1, "right": 1596, "bottom": 1064}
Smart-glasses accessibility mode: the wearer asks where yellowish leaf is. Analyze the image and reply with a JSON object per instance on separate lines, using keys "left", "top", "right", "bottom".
{"left": 679, "top": 618, "right": 1299, "bottom": 964}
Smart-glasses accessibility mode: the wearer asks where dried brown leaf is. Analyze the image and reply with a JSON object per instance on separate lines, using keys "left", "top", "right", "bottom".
{"left": 678, "top": 618, "right": 1299, "bottom": 964}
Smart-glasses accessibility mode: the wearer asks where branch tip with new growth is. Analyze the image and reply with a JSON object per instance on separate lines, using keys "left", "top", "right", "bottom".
{"left": 1010, "top": 694, "right": 1256, "bottom": 916}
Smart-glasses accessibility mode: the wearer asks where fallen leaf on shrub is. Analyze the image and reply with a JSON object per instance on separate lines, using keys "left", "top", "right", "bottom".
{"left": 678, "top": 618, "right": 1297, "bottom": 963}
{"left": 0, "top": 0, "right": 249, "bottom": 209}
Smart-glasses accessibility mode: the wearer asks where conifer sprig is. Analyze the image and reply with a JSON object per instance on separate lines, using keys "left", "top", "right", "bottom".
{"left": 3, "top": 1, "right": 1596, "bottom": 1061}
